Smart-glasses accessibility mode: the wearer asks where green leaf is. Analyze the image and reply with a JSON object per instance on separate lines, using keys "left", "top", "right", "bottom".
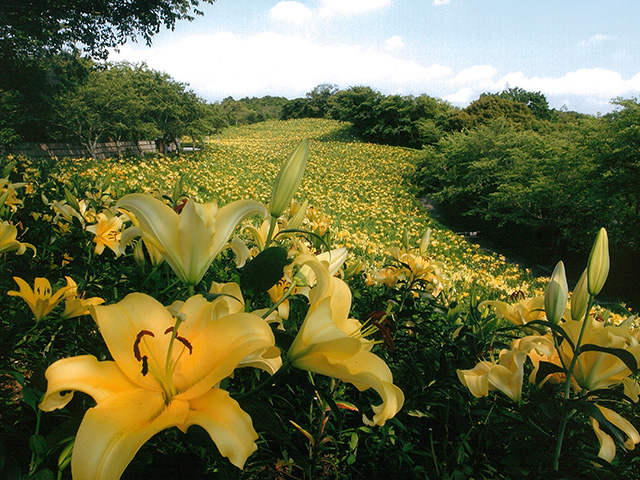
{"left": 201, "top": 292, "right": 243, "bottom": 304}
{"left": 28, "top": 435, "right": 47, "bottom": 457}
{"left": 524, "top": 320, "right": 576, "bottom": 352}
{"left": 21, "top": 386, "right": 39, "bottom": 411}
{"left": 64, "top": 187, "right": 80, "bottom": 212}
{"left": 572, "top": 400, "right": 626, "bottom": 444}
{"left": 579, "top": 344, "right": 638, "bottom": 374}
{"left": 240, "top": 246, "right": 291, "bottom": 294}
{"left": 31, "top": 469, "right": 55, "bottom": 480}
{"left": 534, "top": 361, "right": 565, "bottom": 386}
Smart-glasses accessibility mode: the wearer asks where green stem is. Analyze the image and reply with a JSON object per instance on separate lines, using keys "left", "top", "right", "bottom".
{"left": 264, "top": 214, "right": 278, "bottom": 249}
{"left": 552, "top": 295, "right": 594, "bottom": 471}
{"left": 28, "top": 408, "right": 42, "bottom": 475}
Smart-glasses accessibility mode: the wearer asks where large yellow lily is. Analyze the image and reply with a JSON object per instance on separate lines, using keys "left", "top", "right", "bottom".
{"left": 288, "top": 256, "right": 404, "bottom": 426}
{"left": 8, "top": 277, "right": 75, "bottom": 322}
{"left": 39, "top": 293, "right": 278, "bottom": 479}
{"left": 117, "top": 194, "right": 266, "bottom": 286}
{"left": 532, "top": 319, "right": 640, "bottom": 393}
{"left": 0, "top": 221, "right": 35, "bottom": 256}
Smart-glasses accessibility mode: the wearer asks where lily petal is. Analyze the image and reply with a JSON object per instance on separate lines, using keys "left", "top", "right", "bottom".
{"left": 72, "top": 389, "right": 189, "bottom": 480}
{"left": 39, "top": 355, "right": 139, "bottom": 411}
{"left": 92, "top": 293, "right": 176, "bottom": 390}
{"left": 179, "top": 388, "right": 258, "bottom": 468}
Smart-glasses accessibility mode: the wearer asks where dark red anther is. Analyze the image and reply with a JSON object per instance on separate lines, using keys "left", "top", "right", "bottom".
{"left": 173, "top": 198, "right": 188, "bottom": 213}
{"left": 141, "top": 356, "right": 149, "bottom": 376}
{"left": 176, "top": 336, "right": 193, "bottom": 354}
{"left": 133, "top": 330, "right": 155, "bottom": 361}
{"left": 164, "top": 326, "right": 174, "bottom": 335}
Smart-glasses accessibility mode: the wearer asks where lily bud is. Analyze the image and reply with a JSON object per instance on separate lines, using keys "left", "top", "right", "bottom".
{"left": 570, "top": 269, "right": 589, "bottom": 321}
{"left": 133, "top": 239, "right": 146, "bottom": 266}
{"left": 587, "top": 228, "right": 609, "bottom": 295}
{"left": 287, "top": 199, "right": 308, "bottom": 230}
{"left": 401, "top": 227, "right": 409, "bottom": 251}
{"left": 545, "top": 261, "right": 568, "bottom": 324}
{"left": 419, "top": 228, "right": 431, "bottom": 256}
{"left": 270, "top": 139, "right": 310, "bottom": 217}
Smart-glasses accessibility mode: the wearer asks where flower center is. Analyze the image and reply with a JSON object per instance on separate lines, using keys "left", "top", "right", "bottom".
{"left": 132, "top": 314, "right": 192, "bottom": 403}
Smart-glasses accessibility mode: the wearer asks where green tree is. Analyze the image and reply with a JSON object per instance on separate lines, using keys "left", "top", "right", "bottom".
{"left": 498, "top": 87, "right": 552, "bottom": 120}
{"left": 446, "top": 94, "right": 539, "bottom": 131}
{"left": 55, "top": 62, "right": 213, "bottom": 157}
{"left": 0, "top": 0, "right": 215, "bottom": 60}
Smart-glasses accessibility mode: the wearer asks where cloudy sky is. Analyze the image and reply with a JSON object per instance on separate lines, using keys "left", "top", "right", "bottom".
{"left": 109, "top": 0, "right": 640, "bottom": 115}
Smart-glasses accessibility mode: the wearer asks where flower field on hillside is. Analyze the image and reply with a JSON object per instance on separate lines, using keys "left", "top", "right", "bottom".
{"left": 1, "top": 119, "right": 638, "bottom": 479}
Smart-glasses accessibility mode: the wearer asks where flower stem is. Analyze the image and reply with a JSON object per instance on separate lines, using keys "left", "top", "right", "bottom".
{"left": 552, "top": 295, "right": 594, "bottom": 471}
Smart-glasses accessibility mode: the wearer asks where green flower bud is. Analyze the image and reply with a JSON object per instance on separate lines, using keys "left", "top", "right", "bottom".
{"left": 133, "top": 239, "right": 146, "bottom": 267}
{"left": 570, "top": 269, "right": 589, "bottom": 321}
{"left": 419, "top": 228, "right": 431, "bottom": 255}
{"left": 587, "top": 228, "right": 609, "bottom": 295}
{"left": 287, "top": 199, "right": 308, "bottom": 230}
{"left": 401, "top": 226, "right": 409, "bottom": 251}
{"left": 270, "top": 139, "right": 310, "bottom": 217}
{"left": 545, "top": 261, "right": 568, "bottom": 324}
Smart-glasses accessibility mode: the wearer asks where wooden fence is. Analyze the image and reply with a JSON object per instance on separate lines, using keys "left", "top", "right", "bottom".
{"left": 1, "top": 140, "right": 156, "bottom": 160}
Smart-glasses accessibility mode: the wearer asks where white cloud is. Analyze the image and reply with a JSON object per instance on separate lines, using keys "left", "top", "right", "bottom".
{"left": 318, "top": 0, "right": 391, "bottom": 17}
{"left": 433, "top": 0, "right": 451, "bottom": 5}
{"left": 270, "top": 1, "right": 313, "bottom": 24}
{"left": 110, "top": 35, "right": 640, "bottom": 114}
{"left": 577, "top": 34, "right": 612, "bottom": 48}
{"left": 385, "top": 35, "right": 404, "bottom": 51}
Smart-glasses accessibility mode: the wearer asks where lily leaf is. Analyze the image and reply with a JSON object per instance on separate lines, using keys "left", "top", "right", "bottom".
{"left": 578, "top": 344, "right": 639, "bottom": 374}
{"left": 572, "top": 400, "right": 626, "bottom": 444}
{"left": 534, "top": 360, "right": 566, "bottom": 386}
{"left": 201, "top": 292, "right": 243, "bottom": 304}
{"left": 240, "top": 246, "right": 291, "bottom": 294}
{"left": 525, "top": 320, "right": 576, "bottom": 352}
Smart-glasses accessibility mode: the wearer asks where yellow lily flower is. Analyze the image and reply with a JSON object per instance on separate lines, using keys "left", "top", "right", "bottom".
{"left": 288, "top": 257, "right": 404, "bottom": 426}
{"left": 479, "top": 295, "right": 546, "bottom": 326}
{"left": 458, "top": 335, "right": 554, "bottom": 402}
{"left": 267, "top": 247, "right": 349, "bottom": 320}
{"left": 86, "top": 211, "right": 123, "bottom": 256}
{"left": 8, "top": 277, "right": 75, "bottom": 322}
{"left": 39, "top": 293, "right": 278, "bottom": 479}
{"left": 590, "top": 404, "right": 640, "bottom": 462}
{"left": 117, "top": 193, "right": 266, "bottom": 286}
{"left": 60, "top": 277, "right": 105, "bottom": 319}
{"left": 0, "top": 178, "right": 25, "bottom": 211}
{"left": 169, "top": 281, "right": 283, "bottom": 375}
{"left": 532, "top": 319, "right": 640, "bottom": 393}
{"left": 0, "top": 221, "right": 36, "bottom": 256}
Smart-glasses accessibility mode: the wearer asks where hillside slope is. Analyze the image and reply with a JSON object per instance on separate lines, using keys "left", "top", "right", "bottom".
{"left": 64, "top": 118, "right": 545, "bottom": 299}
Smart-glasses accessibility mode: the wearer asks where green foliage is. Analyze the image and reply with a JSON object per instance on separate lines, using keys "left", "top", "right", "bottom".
{"left": 414, "top": 99, "right": 640, "bottom": 259}
{"left": 0, "top": 0, "right": 215, "bottom": 60}
{"left": 446, "top": 94, "right": 541, "bottom": 131}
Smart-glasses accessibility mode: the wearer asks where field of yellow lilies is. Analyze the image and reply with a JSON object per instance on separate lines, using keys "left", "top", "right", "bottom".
{"left": 1, "top": 118, "right": 639, "bottom": 479}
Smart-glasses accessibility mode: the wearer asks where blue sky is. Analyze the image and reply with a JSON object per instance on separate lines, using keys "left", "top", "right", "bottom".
{"left": 109, "top": 0, "right": 640, "bottom": 114}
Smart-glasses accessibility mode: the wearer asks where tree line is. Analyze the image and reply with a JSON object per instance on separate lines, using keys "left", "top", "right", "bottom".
{"left": 278, "top": 84, "right": 640, "bottom": 264}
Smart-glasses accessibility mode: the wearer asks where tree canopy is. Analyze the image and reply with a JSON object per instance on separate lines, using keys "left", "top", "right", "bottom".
{"left": 0, "top": 0, "right": 214, "bottom": 60}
